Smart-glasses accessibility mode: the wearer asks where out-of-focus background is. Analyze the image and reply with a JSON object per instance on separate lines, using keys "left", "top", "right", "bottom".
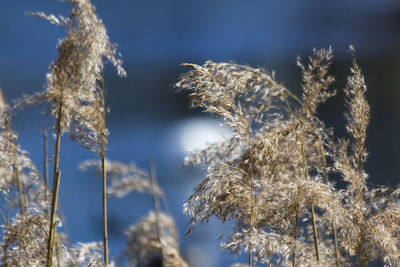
{"left": 1, "top": 1, "right": 400, "bottom": 266}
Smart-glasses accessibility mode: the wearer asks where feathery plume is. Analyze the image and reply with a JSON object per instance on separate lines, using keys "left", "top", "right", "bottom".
{"left": 124, "top": 212, "right": 188, "bottom": 267}
{"left": 23, "top": 1, "right": 126, "bottom": 265}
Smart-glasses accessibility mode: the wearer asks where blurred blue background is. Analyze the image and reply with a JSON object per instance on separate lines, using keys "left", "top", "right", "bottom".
{"left": 1, "top": 0, "right": 400, "bottom": 266}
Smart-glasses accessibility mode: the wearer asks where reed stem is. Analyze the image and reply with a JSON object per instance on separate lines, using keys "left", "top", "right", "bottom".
{"left": 247, "top": 133, "right": 256, "bottom": 267}
{"left": 332, "top": 221, "right": 339, "bottom": 266}
{"left": 100, "top": 74, "right": 109, "bottom": 266}
{"left": 101, "top": 154, "right": 108, "bottom": 266}
{"left": 43, "top": 130, "right": 49, "bottom": 188}
{"left": 292, "top": 202, "right": 299, "bottom": 267}
{"left": 47, "top": 101, "right": 63, "bottom": 267}
{"left": 310, "top": 205, "right": 320, "bottom": 262}
{"left": 13, "top": 159, "right": 24, "bottom": 212}
{"left": 46, "top": 170, "right": 61, "bottom": 267}
{"left": 317, "top": 136, "right": 340, "bottom": 266}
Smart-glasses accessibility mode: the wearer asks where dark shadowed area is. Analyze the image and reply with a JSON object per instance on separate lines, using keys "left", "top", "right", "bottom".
{"left": 1, "top": 1, "right": 400, "bottom": 266}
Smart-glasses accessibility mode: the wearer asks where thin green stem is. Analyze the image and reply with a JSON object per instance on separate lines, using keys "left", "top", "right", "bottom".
{"left": 46, "top": 170, "right": 61, "bottom": 267}
{"left": 47, "top": 101, "right": 63, "bottom": 267}
{"left": 43, "top": 129, "right": 49, "bottom": 188}
{"left": 100, "top": 73, "right": 109, "bottom": 266}
{"left": 101, "top": 154, "right": 108, "bottom": 266}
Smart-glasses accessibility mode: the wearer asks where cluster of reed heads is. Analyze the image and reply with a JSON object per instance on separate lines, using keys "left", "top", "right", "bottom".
{"left": 1, "top": 0, "right": 185, "bottom": 266}
{"left": 0, "top": 0, "right": 398, "bottom": 266}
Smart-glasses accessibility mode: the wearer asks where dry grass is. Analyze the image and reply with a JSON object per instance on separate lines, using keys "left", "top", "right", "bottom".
{"left": 0, "top": 0, "right": 398, "bottom": 266}
{"left": 176, "top": 47, "right": 400, "bottom": 266}
{"left": 1, "top": 0, "right": 186, "bottom": 266}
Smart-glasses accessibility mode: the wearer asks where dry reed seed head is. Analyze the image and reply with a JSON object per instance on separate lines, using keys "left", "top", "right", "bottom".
{"left": 222, "top": 228, "right": 292, "bottom": 265}
{"left": 0, "top": 93, "right": 50, "bottom": 210}
{"left": 0, "top": 92, "right": 45, "bottom": 204}
{"left": 362, "top": 206, "right": 400, "bottom": 266}
{"left": 79, "top": 159, "right": 164, "bottom": 198}
{"left": 124, "top": 212, "right": 187, "bottom": 267}
{"left": 2, "top": 212, "right": 49, "bottom": 266}
{"left": 0, "top": 141, "right": 43, "bottom": 200}
{"left": 177, "top": 49, "right": 400, "bottom": 266}
{"left": 223, "top": 226, "right": 334, "bottom": 266}
{"left": 297, "top": 47, "right": 336, "bottom": 117}
{"left": 79, "top": 158, "right": 148, "bottom": 179}
{"left": 27, "top": 0, "right": 125, "bottom": 153}
{"left": 26, "top": 12, "right": 69, "bottom": 26}
{"left": 0, "top": 167, "right": 64, "bottom": 266}
{"left": 334, "top": 55, "right": 400, "bottom": 265}
{"left": 1, "top": 191, "right": 64, "bottom": 266}
{"left": 176, "top": 61, "right": 295, "bottom": 136}
{"left": 350, "top": 186, "right": 400, "bottom": 266}
{"left": 61, "top": 241, "right": 116, "bottom": 267}
{"left": 162, "top": 245, "right": 189, "bottom": 267}
{"left": 367, "top": 186, "right": 400, "bottom": 210}
{"left": 343, "top": 55, "right": 370, "bottom": 163}
{"left": 334, "top": 139, "right": 369, "bottom": 200}
{"left": 333, "top": 54, "right": 370, "bottom": 216}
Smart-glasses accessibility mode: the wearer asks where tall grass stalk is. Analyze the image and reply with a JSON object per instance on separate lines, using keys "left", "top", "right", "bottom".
{"left": 46, "top": 96, "right": 63, "bottom": 267}
{"left": 43, "top": 130, "right": 49, "bottom": 188}
{"left": 99, "top": 74, "right": 109, "bottom": 265}
{"left": 46, "top": 169, "right": 61, "bottom": 267}
{"left": 317, "top": 136, "right": 340, "bottom": 266}
{"left": 247, "top": 134, "right": 256, "bottom": 267}
{"left": 292, "top": 188, "right": 300, "bottom": 267}
{"left": 101, "top": 155, "right": 108, "bottom": 265}
{"left": 310, "top": 205, "right": 320, "bottom": 261}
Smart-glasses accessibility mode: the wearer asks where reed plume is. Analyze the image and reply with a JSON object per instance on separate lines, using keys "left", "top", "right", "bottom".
{"left": 334, "top": 49, "right": 400, "bottom": 266}
{"left": 0, "top": 91, "right": 63, "bottom": 266}
{"left": 124, "top": 211, "right": 188, "bottom": 267}
{"left": 81, "top": 159, "right": 187, "bottom": 266}
{"left": 21, "top": 0, "right": 126, "bottom": 265}
{"left": 177, "top": 48, "right": 399, "bottom": 266}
